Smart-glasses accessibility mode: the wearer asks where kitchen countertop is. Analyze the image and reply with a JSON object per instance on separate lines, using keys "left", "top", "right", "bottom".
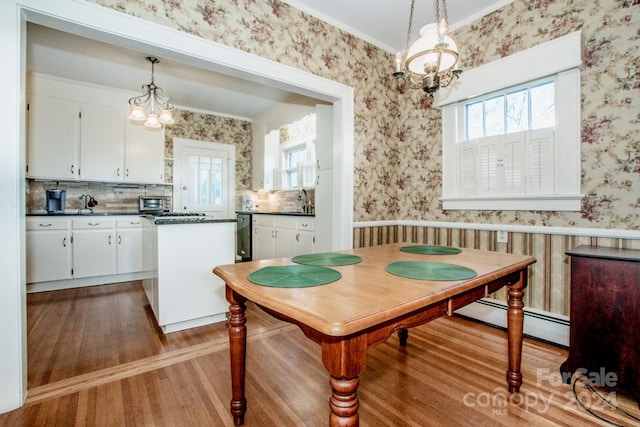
{"left": 27, "top": 212, "right": 142, "bottom": 216}
{"left": 145, "top": 216, "right": 237, "bottom": 225}
{"left": 236, "top": 210, "right": 315, "bottom": 217}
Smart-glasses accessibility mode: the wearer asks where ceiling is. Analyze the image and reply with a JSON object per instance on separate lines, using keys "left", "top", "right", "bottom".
{"left": 27, "top": 1, "right": 512, "bottom": 121}
{"left": 281, "top": 0, "right": 514, "bottom": 53}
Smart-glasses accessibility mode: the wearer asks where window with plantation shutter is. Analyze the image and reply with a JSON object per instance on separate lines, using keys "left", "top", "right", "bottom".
{"left": 441, "top": 66, "right": 581, "bottom": 211}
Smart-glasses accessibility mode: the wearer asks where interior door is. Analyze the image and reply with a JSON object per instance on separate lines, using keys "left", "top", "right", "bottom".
{"left": 177, "top": 145, "right": 232, "bottom": 217}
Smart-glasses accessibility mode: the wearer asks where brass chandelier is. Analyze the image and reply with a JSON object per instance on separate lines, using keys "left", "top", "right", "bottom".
{"left": 128, "top": 57, "right": 175, "bottom": 129}
{"left": 393, "top": 0, "right": 462, "bottom": 104}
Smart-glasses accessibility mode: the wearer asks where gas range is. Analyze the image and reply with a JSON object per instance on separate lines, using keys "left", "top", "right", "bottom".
{"left": 152, "top": 212, "right": 207, "bottom": 217}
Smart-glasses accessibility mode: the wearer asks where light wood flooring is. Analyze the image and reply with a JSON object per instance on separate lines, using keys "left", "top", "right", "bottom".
{"left": 1, "top": 281, "right": 638, "bottom": 426}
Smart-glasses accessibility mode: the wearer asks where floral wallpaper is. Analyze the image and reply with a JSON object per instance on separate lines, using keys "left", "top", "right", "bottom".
{"left": 90, "top": 0, "right": 640, "bottom": 230}
{"left": 164, "top": 109, "right": 252, "bottom": 189}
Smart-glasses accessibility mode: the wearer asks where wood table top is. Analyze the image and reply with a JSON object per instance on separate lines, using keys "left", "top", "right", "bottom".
{"left": 214, "top": 243, "right": 536, "bottom": 337}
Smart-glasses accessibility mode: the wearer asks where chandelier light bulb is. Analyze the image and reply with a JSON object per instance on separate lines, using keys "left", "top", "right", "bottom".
{"left": 128, "top": 105, "right": 147, "bottom": 122}
{"left": 144, "top": 113, "right": 161, "bottom": 129}
{"left": 158, "top": 109, "right": 174, "bottom": 125}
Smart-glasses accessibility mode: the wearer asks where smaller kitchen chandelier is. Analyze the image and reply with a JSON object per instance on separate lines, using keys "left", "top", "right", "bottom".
{"left": 128, "top": 57, "right": 175, "bottom": 129}
{"left": 393, "top": 0, "right": 462, "bottom": 104}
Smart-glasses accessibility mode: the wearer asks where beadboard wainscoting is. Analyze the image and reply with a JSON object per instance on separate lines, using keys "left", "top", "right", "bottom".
{"left": 353, "top": 221, "right": 640, "bottom": 346}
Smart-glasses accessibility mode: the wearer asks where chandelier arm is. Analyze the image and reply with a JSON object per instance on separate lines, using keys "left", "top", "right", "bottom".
{"left": 128, "top": 91, "right": 151, "bottom": 106}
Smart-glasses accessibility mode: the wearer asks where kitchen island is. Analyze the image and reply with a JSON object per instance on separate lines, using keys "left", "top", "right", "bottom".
{"left": 142, "top": 215, "right": 236, "bottom": 333}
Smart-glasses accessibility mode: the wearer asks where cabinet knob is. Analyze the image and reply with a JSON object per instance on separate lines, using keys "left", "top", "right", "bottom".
{"left": 63, "top": 237, "right": 67, "bottom": 247}
{"left": 39, "top": 223, "right": 52, "bottom": 227}
{"left": 296, "top": 233, "right": 300, "bottom": 242}
{"left": 117, "top": 168, "right": 120, "bottom": 177}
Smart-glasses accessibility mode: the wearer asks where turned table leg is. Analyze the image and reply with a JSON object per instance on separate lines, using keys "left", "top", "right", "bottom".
{"left": 322, "top": 335, "right": 368, "bottom": 427}
{"left": 227, "top": 287, "right": 248, "bottom": 426}
{"left": 506, "top": 270, "right": 527, "bottom": 393}
{"left": 398, "top": 328, "right": 408, "bottom": 347}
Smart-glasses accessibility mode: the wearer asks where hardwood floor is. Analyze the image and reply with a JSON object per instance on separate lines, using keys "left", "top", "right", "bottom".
{"left": 1, "top": 281, "right": 638, "bottom": 426}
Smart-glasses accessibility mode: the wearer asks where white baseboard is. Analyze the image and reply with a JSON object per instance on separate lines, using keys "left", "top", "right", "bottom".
{"left": 160, "top": 312, "right": 228, "bottom": 334}
{"left": 26, "top": 271, "right": 153, "bottom": 293}
{"left": 455, "top": 299, "right": 569, "bottom": 347}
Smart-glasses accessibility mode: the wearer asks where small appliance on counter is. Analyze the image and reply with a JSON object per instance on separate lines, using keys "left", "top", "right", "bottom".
{"left": 45, "top": 189, "right": 66, "bottom": 214}
{"left": 241, "top": 194, "right": 254, "bottom": 211}
{"left": 139, "top": 196, "right": 171, "bottom": 213}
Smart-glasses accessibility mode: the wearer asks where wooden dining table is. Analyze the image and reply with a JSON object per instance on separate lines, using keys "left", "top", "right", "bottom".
{"left": 213, "top": 243, "right": 536, "bottom": 426}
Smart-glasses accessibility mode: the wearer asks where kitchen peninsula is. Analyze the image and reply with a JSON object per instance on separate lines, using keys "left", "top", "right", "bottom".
{"left": 142, "top": 214, "right": 236, "bottom": 333}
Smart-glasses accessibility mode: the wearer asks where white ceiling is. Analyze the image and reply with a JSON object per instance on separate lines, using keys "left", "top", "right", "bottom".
{"left": 281, "top": 0, "right": 515, "bottom": 53}
{"left": 27, "top": 1, "right": 513, "bottom": 120}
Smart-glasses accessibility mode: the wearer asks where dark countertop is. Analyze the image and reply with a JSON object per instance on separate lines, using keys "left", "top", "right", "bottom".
{"left": 236, "top": 210, "right": 315, "bottom": 217}
{"left": 140, "top": 215, "right": 237, "bottom": 225}
{"left": 27, "top": 212, "right": 142, "bottom": 216}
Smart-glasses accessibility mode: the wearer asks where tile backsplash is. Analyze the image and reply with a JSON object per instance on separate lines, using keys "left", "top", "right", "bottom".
{"left": 28, "top": 179, "right": 315, "bottom": 215}
{"left": 27, "top": 180, "right": 171, "bottom": 214}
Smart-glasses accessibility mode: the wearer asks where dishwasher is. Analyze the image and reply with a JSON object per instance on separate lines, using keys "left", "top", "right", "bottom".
{"left": 236, "top": 213, "right": 252, "bottom": 261}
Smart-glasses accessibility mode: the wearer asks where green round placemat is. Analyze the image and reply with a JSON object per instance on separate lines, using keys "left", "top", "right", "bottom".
{"left": 292, "top": 252, "right": 362, "bottom": 266}
{"left": 385, "top": 261, "right": 477, "bottom": 281}
{"left": 400, "top": 245, "right": 462, "bottom": 255}
{"left": 247, "top": 265, "right": 341, "bottom": 288}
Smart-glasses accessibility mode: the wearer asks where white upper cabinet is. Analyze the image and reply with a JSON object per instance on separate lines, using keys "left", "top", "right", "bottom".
{"left": 27, "top": 95, "right": 79, "bottom": 180}
{"left": 27, "top": 74, "right": 165, "bottom": 185}
{"left": 125, "top": 122, "right": 165, "bottom": 184}
{"left": 79, "top": 104, "right": 125, "bottom": 182}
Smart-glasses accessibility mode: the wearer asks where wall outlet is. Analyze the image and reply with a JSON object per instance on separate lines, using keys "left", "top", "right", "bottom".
{"left": 497, "top": 230, "right": 508, "bottom": 243}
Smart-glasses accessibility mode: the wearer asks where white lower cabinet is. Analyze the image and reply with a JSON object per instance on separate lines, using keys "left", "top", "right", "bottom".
{"left": 26, "top": 218, "right": 72, "bottom": 283}
{"left": 116, "top": 217, "right": 147, "bottom": 274}
{"left": 71, "top": 218, "right": 116, "bottom": 279}
{"left": 27, "top": 215, "right": 149, "bottom": 288}
{"left": 252, "top": 214, "right": 315, "bottom": 261}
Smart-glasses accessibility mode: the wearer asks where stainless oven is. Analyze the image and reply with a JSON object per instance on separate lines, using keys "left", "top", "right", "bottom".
{"left": 139, "top": 196, "right": 171, "bottom": 213}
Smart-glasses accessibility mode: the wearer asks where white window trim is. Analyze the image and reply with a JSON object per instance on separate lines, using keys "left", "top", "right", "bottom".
{"left": 440, "top": 31, "right": 583, "bottom": 211}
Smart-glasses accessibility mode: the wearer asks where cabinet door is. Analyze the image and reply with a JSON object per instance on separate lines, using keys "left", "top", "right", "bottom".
{"left": 296, "top": 231, "right": 315, "bottom": 255}
{"left": 253, "top": 225, "right": 275, "bottom": 260}
{"left": 79, "top": 104, "right": 125, "bottom": 182}
{"left": 26, "top": 230, "right": 71, "bottom": 283}
{"left": 125, "top": 122, "right": 165, "bottom": 184}
{"left": 117, "top": 228, "right": 144, "bottom": 274}
{"left": 315, "top": 104, "right": 333, "bottom": 170}
{"left": 27, "top": 95, "right": 79, "bottom": 180}
{"left": 72, "top": 230, "right": 116, "bottom": 278}
{"left": 274, "top": 227, "right": 297, "bottom": 258}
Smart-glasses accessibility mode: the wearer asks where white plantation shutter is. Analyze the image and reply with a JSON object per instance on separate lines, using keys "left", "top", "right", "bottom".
{"left": 478, "top": 137, "right": 499, "bottom": 194}
{"left": 502, "top": 131, "right": 526, "bottom": 194}
{"left": 527, "top": 127, "right": 554, "bottom": 194}
{"left": 459, "top": 142, "right": 478, "bottom": 195}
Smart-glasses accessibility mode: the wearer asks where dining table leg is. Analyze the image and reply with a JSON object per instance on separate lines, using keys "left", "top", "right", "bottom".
{"left": 322, "top": 335, "right": 368, "bottom": 427}
{"left": 227, "top": 287, "right": 248, "bottom": 426}
{"left": 506, "top": 269, "right": 527, "bottom": 393}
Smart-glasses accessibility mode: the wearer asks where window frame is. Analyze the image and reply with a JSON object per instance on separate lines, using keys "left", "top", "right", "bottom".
{"left": 439, "top": 32, "right": 583, "bottom": 211}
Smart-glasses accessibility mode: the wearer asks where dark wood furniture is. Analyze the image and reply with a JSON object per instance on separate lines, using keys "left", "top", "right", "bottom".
{"left": 561, "top": 245, "right": 639, "bottom": 405}
{"left": 214, "top": 243, "right": 536, "bottom": 426}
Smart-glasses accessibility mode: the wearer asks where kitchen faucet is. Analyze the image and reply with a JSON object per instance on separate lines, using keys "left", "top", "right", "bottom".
{"left": 78, "top": 194, "right": 96, "bottom": 214}
{"left": 297, "top": 188, "right": 309, "bottom": 213}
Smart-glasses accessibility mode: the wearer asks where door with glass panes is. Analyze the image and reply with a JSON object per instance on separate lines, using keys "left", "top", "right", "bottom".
{"left": 175, "top": 141, "right": 235, "bottom": 218}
